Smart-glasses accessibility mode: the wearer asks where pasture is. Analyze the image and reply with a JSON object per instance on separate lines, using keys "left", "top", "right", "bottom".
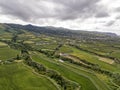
{"left": 0, "top": 63, "right": 58, "bottom": 90}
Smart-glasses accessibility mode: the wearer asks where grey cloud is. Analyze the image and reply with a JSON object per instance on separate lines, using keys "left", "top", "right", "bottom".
{"left": 95, "top": 11, "right": 109, "bottom": 18}
{"left": 0, "top": 0, "right": 35, "bottom": 21}
{"left": 115, "top": 7, "right": 120, "bottom": 12}
{"left": 116, "top": 16, "right": 120, "bottom": 19}
{"left": 105, "top": 20, "right": 115, "bottom": 26}
{"left": 0, "top": 0, "right": 56, "bottom": 21}
{"left": 52, "top": 0, "right": 109, "bottom": 19}
{"left": 0, "top": 0, "right": 109, "bottom": 22}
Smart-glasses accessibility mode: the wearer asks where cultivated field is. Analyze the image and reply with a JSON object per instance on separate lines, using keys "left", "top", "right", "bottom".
{"left": 0, "top": 23, "right": 120, "bottom": 90}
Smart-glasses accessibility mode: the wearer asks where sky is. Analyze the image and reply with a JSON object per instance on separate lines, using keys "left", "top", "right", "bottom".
{"left": 0, "top": 0, "right": 120, "bottom": 34}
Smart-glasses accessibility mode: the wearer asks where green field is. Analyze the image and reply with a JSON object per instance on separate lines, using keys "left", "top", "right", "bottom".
{"left": 0, "top": 46, "right": 20, "bottom": 60}
{"left": 0, "top": 63, "right": 58, "bottom": 90}
{"left": 0, "top": 47, "right": 20, "bottom": 60}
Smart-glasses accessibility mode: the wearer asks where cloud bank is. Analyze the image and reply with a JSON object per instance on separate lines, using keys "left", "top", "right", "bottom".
{"left": 0, "top": 0, "right": 120, "bottom": 34}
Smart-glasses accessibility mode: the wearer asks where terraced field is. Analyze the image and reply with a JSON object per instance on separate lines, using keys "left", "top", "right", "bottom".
{"left": 0, "top": 23, "right": 120, "bottom": 90}
{"left": 31, "top": 53, "right": 97, "bottom": 90}
{"left": 31, "top": 52, "right": 114, "bottom": 90}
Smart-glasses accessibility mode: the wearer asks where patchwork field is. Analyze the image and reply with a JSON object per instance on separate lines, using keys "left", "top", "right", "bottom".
{"left": 0, "top": 23, "right": 120, "bottom": 90}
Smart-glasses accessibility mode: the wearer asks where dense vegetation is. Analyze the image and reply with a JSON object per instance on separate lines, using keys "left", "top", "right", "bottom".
{"left": 0, "top": 23, "right": 120, "bottom": 90}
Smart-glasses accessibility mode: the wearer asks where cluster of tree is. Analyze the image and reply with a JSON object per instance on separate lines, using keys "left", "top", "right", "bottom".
{"left": 51, "top": 44, "right": 63, "bottom": 56}
{"left": 112, "top": 73, "right": 120, "bottom": 86}
{"left": 11, "top": 34, "right": 18, "bottom": 42}
{"left": 21, "top": 50, "right": 79, "bottom": 90}
{"left": 46, "top": 69, "right": 79, "bottom": 90}
{"left": 36, "top": 44, "right": 63, "bottom": 58}
{"left": 37, "top": 49, "right": 54, "bottom": 57}
{"left": 3, "top": 39, "right": 33, "bottom": 52}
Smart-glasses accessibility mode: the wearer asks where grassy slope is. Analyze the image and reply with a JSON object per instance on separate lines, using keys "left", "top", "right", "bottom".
{"left": 31, "top": 52, "right": 100, "bottom": 90}
{"left": 0, "top": 63, "right": 57, "bottom": 90}
{"left": 0, "top": 46, "right": 20, "bottom": 60}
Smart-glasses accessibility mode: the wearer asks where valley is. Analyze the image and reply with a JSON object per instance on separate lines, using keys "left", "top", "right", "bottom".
{"left": 0, "top": 23, "right": 120, "bottom": 90}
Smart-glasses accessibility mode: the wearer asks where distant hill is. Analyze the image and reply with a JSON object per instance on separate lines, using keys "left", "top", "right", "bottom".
{"left": 0, "top": 23, "right": 118, "bottom": 40}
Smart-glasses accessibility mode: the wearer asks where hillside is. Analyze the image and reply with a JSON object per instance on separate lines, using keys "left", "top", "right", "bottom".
{"left": 0, "top": 23, "right": 120, "bottom": 90}
{"left": 4, "top": 23, "right": 118, "bottom": 38}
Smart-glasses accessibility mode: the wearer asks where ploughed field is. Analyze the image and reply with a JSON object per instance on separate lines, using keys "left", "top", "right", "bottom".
{"left": 0, "top": 23, "right": 120, "bottom": 90}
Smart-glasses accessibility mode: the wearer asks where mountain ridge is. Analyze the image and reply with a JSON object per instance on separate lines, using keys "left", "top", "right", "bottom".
{"left": 0, "top": 23, "right": 118, "bottom": 40}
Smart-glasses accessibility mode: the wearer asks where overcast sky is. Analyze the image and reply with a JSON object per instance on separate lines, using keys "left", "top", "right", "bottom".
{"left": 0, "top": 0, "right": 120, "bottom": 34}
